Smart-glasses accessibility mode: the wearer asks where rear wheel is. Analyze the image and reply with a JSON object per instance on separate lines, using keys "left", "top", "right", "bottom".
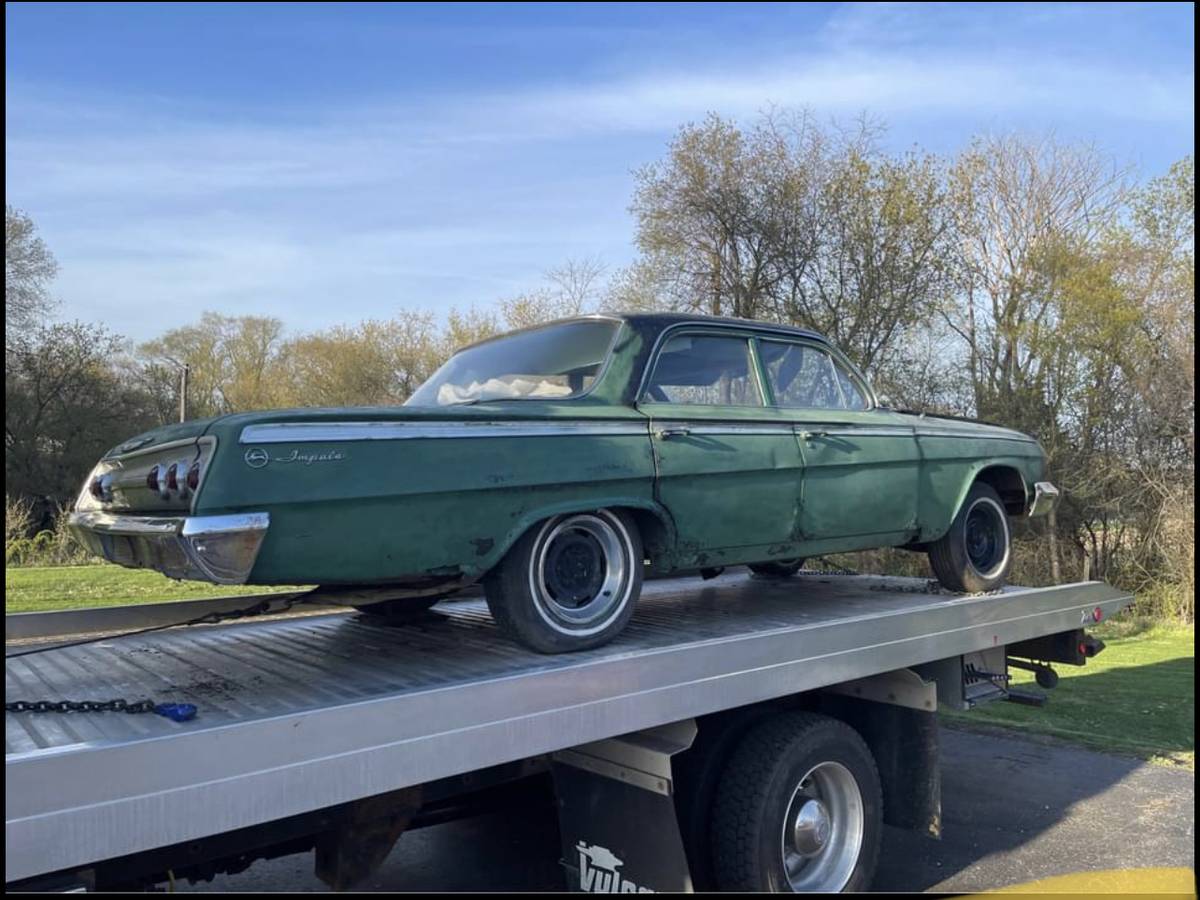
{"left": 711, "top": 712, "right": 882, "bottom": 892}
{"left": 749, "top": 558, "right": 806, "bottom": 578}
{"left": 484, "top": 509, "right": 642, "bottom": 653}
{"left": 928, "top": 482, "right": 1012, "bottom": 593}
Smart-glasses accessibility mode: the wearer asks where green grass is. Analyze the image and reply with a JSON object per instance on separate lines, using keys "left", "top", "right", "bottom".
{"left": 6, "top": 566, "right": 1194, "bottom": 769}
{"left": 944, "top": 616, "right": 1194, "bottom": 769}
{"left": 5, "top": 564, "right": 301, "bottom": 613}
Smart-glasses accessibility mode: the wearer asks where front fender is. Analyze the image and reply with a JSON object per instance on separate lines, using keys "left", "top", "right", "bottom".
{"left": 934, "top": 459, "right": 1038, "bottom": 542}
{"left": 916, "top": 458, "right": 1041, "bottom": 542}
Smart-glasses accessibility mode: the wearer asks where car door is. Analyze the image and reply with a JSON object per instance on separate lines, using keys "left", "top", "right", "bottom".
{"left": 756, "top": 338, "right": 921, "bottom": 545}
{"left": 639, "top": 330, "right": 805, "bottom": 561}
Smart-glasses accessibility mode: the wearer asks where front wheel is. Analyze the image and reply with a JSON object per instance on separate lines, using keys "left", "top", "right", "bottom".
{"left": 928, "top": 482, "right": 1013, "bottom": 593}
{"left": 484, "top": 509, "right": 642, "bottom": 653}
{"left": 711, "top": 712, "right": 883, "bottom": 892}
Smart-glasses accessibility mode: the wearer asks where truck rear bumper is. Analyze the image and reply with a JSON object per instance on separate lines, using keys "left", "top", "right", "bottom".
{"left": 67, "top": 511, "right": 269, "bottom": 584}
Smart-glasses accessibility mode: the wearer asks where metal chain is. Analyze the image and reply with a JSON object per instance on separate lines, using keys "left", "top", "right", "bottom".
{"left": 6, "top": 593, "right": 313, "bottom": 721}
{"left": 805, "top": 556, "right": 947, "bottom": 594}
{"left": 805, "top": 556, "right": 861, "bottom": 577}
{"left": 869, "top": 579, "right": 945, "bottom": 594}
{"left": 6, "top": 699, "right": 158, "bottom": 714}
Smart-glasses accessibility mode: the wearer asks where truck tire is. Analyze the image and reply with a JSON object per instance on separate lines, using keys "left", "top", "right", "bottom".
{"left": 711, "top": 712, "right": 882, "bottom": 893}
{"left": 928, "top": 482, "right": 1013, "bottom": 593}
{"left": 484, "top": 509, "right": 642, "bottom": 653}
{"left": 749, "top": 558, "right": 806, "bottom": 578}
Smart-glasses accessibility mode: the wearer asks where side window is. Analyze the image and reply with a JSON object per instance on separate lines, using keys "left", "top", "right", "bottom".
{"left": 832, "top": 357, "right": 869, "bottom": 410}
{"left": 760, "top": 340, "right": 868, "bottom": 410}
{"left": 642, "top": 334, "right": 762, "bottom": 406}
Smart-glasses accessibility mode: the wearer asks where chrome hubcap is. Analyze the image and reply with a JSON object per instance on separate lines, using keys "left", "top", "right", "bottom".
{"left": 791, "top": 798, "right": 831, "bottom": 856}
{"left": 780, "top": 761, "right": 864, "bottom": 892}
{"left": 531, "top": 512, "right": 633, "bottom": 636}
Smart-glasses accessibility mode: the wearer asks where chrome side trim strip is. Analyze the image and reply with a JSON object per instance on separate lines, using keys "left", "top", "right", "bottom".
{"left": 653, "top": 422, "right": 797, "bottom": 436}
{"left": 914, "top": 428, "right": 1032, "bottom": 442}
{"left": 240, "top": 421, "right": 650, "bottom": 444}
{"left": 802, "top": 427, "right": 916, "bottom": 438}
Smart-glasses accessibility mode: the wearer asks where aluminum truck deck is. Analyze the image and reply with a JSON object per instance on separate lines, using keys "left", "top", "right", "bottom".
{"left": 5, "top": 571, "right": 1132, "bottom": 890}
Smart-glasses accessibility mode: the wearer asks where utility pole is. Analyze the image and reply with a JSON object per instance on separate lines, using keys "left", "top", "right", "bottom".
{"left": 179, "top": 364, "right": 190, "bottom": 423}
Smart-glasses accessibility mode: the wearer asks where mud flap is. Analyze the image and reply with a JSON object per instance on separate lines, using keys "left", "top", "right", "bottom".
{"left": 551, "top": 721, "right": 697, "bottom": 893}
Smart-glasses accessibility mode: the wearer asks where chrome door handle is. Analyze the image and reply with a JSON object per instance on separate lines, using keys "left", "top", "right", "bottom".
{"left": 799, "top": 430, "right": 829, "bottom": 441}
{"left": 658, "top": 427, "right": 692, "bottom": 439}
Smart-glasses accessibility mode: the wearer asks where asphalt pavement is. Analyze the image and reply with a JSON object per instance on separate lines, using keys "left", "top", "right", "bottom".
{"left": 182, "top": 726, "right": 1194, "bottom": 892}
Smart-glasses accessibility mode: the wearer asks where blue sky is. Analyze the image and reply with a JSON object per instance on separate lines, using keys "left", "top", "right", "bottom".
{"left": 6, "top": 2, "right": 1195, "bottom": 341}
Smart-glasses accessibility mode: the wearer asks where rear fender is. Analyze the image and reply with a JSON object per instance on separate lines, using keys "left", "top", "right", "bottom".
{"left": 478, "top": 498, "right": 677, "bottom": 575}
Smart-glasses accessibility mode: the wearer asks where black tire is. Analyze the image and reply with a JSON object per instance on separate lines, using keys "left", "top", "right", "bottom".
{"left": 353, "top": 595, "right": 441, "bottom": 618}
{"left": 484, "top": 509, "right": 642, "bottom": 653}
{"left": 711, "top": 712, "right": 883, "bottom": 893}
{"left": 749, "top": 558, "right": 806, "bottom": 578}
{"left": 928, "top": 482, "right": 1013, "bottom": 593}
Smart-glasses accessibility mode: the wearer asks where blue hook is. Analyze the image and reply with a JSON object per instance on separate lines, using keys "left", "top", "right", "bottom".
{"left": 154, "top": 703, "right": 198, "bottom": 722}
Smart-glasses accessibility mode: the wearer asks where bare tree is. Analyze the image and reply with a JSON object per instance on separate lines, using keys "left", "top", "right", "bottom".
{"left": 5, "top": 206, "right": 59, "bottom": 337}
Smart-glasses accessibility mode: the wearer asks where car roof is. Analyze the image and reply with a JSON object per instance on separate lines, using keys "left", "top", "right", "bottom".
{"left": 612, "top": 312, "right": 829, "bottom": 344}
{"left": 455, "top": 312, "right": 830, "bottom": 353}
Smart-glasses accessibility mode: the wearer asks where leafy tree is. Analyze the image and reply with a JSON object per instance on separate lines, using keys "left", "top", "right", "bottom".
{"left": 274, "top": 312, "right": 442, "bottom": 407}
{"left": 5, "top": 323, "right": 157, "bottom": 514}
{"left": 137, "top": 312, "right": 287, "bottom": 418}
{"left": 628, "top": 113, "right": 951, "bottom": 384}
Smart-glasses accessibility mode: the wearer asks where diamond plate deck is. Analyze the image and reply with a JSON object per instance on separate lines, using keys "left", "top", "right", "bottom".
{"left": 5, "top": 572, "right": 1131, "bottom": 882}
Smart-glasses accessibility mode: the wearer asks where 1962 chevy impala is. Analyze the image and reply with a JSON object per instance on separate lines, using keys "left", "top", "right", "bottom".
{"left": 70, "top": 313, "right": 1059, "bottom": 652}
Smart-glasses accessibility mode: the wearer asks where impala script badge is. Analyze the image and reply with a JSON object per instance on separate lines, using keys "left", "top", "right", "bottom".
{"left": 244, "top": 447, "right": 347, "bottom": 468}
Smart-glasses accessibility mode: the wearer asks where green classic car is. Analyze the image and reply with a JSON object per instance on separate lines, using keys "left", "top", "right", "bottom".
{"left": 69, "top": 313, "right": 1059, "bottom": 652}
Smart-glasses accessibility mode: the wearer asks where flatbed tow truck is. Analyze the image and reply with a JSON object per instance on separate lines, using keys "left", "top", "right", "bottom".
{"left": 6, "top": 570, "right": 1129, "bottom": 892}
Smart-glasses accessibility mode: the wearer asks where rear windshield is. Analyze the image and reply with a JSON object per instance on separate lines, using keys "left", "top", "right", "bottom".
{"left": 405, "top": 319, "right": 620, "bottom": 407}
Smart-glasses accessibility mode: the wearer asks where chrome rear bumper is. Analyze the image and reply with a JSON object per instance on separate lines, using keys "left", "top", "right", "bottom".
{"left": 67, "top": 511, "right": 269, "bottom": 584}
{"left": 1027, "top": 481, "right": 1060, "bottom": 518}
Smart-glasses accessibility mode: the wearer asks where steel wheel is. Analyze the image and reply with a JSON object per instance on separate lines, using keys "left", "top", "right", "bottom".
{"left": 963, "top": 496, "right": 1009, "bottom": 579}
{"left": 711, "top": 711, "right": 882, "bottom": 893}
{"left": 530, "top": 513, "right": 634, "bottom": 636}
{"left": 928, "top": 482, "right": 1013, "bottom": 593}
{"left": 485, "top": 509, "right": 643, "bottom": 653}
{"left": 780, "top": 761, "right": 865, "bottom": 892}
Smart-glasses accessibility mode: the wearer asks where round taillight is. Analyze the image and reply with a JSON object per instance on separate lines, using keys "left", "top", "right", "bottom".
{"left": 187, "top": 461, "right": 201, "bottom": 491}
{"left": 146, "top": 465, "right": 160, "bottom": 491}
{"left": 166, "top": 463, "right": 179, "bottom": 492}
